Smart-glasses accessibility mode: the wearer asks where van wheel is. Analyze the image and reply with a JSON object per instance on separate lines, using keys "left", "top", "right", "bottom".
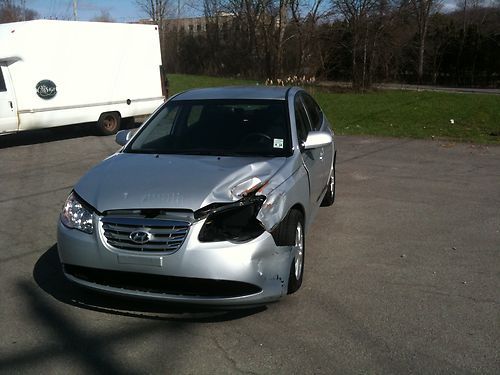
{"left": 97, "top": 112, "right": 121, "bottom": 135}
{"left": 287, "top": 210, "right": 305, "bottom": 294}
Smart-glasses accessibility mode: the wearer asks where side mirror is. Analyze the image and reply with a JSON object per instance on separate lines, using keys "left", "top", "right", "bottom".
{"left": 115, "top": 129, "right": 132, "bottom": 146}
{"left": 303, "top": 131, "right": 332, "bottom": 150}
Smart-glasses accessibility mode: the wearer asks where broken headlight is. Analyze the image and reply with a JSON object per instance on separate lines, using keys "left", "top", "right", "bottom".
{"left": 198, "top": 196, "right": 266, "bottom": 243}
{"left": 60, "top": 192, "right": 94, "bottom": 234}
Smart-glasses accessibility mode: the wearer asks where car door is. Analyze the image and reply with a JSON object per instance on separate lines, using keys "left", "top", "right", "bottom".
{"left": 0, "top": 64, "right": 18, "bottom": 134}
{"left": 301, "top": 93, "right": 333, "bottom": 191}
{"left": 294, "top": 94, "right": 325, "bottom": 210}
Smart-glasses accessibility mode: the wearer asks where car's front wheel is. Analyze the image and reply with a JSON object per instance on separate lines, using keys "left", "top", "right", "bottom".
{"left": 287, "top": 210, "right": 305, "bottom": 294}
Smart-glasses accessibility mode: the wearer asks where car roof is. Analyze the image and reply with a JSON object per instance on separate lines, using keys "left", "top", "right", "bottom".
{"left": 171, "top": 86, "right": 296, "bottom": 101}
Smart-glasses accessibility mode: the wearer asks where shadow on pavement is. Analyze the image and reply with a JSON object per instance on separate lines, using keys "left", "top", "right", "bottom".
{"left": 0, "top": 121, "right": 140, "bottom": 149}
{"left": 33, "top": 245, "right": 266, "bottom": 322}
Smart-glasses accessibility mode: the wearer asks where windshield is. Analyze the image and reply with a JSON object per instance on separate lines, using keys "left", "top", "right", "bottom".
{"left": 126, "top": 99, "right": 292, "bottom": 157}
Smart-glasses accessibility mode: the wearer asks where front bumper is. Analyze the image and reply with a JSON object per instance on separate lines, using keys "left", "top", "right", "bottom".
{"left": 57, "top": 217, "right": 293, "bottom": 306}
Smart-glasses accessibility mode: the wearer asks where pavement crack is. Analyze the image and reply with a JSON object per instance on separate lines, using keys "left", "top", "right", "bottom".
{"left": 210, "top": 335, "right": 259, "bottom": 375}
{"left": 0, "top": 185, "right": 73, "bottom": 204}
{"left": 181, "top": 329, "right": 259, "bottom": 375}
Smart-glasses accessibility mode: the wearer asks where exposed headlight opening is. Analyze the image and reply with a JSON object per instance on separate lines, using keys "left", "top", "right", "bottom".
{"left": 198, "top": 196, "right": 266, "bottom": 243}
{"left": 60, "top": 192, "right": 94, "bottom": 234}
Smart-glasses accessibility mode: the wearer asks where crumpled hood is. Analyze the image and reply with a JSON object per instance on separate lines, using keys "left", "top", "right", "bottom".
{"left": 74, "top": 153, "right": 287, "bottom": 213}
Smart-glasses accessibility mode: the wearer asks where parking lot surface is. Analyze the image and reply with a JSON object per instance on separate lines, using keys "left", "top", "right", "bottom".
{"left": 0, "top": 126, "right": 498, "bottom": 374}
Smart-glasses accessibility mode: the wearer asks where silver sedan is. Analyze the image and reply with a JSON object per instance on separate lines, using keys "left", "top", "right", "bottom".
{"left": 57, "top": 86, "right": 336, "bottom": 306}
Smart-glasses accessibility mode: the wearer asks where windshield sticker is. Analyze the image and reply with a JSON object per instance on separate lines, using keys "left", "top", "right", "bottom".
{"left": 273, "top": 138, "right": 284, "bottom": 149}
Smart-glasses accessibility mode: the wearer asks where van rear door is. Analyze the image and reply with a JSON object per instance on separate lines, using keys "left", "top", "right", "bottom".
{"left": 0, "top": 64, "right": 18, "bottom": 134}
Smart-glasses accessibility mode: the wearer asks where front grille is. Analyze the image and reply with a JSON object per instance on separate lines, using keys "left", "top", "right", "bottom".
{"left": 101, "top": 216, "right": 190, "bottom": 253}
{"left": 63, "top": 264, "right": 262, "bottom": 298}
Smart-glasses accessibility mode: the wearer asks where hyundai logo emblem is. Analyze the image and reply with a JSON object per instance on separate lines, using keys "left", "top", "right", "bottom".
{"left": 129, "top": 230, "right": 152, "bottom": 244}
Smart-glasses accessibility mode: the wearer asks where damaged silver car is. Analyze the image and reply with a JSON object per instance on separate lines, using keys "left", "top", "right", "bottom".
{"left": 57, "top": 86, "right": 336, "bottom": 306}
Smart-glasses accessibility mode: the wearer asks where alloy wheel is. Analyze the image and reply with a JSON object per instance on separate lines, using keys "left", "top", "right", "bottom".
{"left": 294, "top": 221, "right": 304, "bottom": 280}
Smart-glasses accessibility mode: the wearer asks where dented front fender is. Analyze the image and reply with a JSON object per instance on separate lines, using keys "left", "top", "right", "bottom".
{"left": 256, "top": 164, "right": 310, "bottom": 232}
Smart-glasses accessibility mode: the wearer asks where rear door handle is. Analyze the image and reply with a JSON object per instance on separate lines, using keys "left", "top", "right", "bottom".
{"left": 8, "top": 101, "right": 13, "bottom": 109}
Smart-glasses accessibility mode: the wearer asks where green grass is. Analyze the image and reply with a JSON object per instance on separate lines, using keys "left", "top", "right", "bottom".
{"left": 168, "top": 74, "right": 500, "bottom": 144}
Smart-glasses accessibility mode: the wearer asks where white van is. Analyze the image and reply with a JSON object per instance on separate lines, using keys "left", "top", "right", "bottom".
{"left": 0, "top": 20, "right": 166, "bottom": 135}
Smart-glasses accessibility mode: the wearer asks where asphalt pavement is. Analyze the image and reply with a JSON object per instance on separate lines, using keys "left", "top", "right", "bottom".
{"left": 0, "top": 126, "right": 498, "bottom": 374}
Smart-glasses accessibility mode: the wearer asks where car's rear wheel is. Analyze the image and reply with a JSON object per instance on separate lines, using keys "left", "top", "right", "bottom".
{"left": 321, "top": 154, "right": 336, "bottom": 207}
{"left": 97, "top": 112, "right": 121, "bottom": 135}
{"left": 287, "top": 210, "right": 305, "bottom": 294}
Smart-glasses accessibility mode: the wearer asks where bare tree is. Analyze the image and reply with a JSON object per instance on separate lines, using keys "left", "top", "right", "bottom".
{"left": 90, "top": 10, "right": 114, "bottom": 22}
{"left": 290, "top": 0, "right": 327, "bottom": 75}
{"left": 408, "top": 0, "right": 441, "bottom": 83}
{"left": 136, "top": 0, "right": 171, "bottom": 22}
{"left": 331, "top": 0, "right": 378, "bottom": 89}
{"left": 202, "top": 0, "right": 226, "bottom": 74}
{"left": 221, "top": 0, "right": 269, "bottom": 76}
{"left": 0, "top": 0, "right": 38, "bottom": 23}
{"left": 273, "top": 0, "right": 292, "bottom": 77}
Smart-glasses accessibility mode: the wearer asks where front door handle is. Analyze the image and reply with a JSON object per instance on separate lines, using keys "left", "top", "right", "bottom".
{"left": 8, "top": 101, "right": 13, "bottom": 109}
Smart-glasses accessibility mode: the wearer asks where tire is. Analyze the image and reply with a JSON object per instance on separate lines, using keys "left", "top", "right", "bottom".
{"left": 97, "top": 112, "right": 121, "bottom": 135}
{"left": 321, "top": 153, "right": 336, "bottom": 207}
{"left": 286, "top": 210, "right": 305, "bottom": 294}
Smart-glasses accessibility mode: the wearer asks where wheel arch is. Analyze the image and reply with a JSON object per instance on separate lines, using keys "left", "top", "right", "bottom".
{"left": 289, "top": 203, "right": 306, "bottom": 227}
{"left": 270, "top": 203, "right": 306, "bottom": 246}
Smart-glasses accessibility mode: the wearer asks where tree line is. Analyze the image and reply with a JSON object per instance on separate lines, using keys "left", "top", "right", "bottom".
{"left": 158, "top": 0, "right": 499, "bottom": 89}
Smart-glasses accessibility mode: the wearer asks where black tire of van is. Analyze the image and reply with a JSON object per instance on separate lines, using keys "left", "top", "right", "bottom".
{"left": 97, "top": 112, "right": 121, "bottom": 135}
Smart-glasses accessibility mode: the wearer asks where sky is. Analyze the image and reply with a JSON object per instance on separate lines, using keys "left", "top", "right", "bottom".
{"left": 26, "top": 0, "right": 462, "bottom": 23}
{"left": 27, "top": 0, "right": 152, "bottom": 22}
